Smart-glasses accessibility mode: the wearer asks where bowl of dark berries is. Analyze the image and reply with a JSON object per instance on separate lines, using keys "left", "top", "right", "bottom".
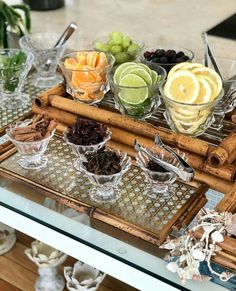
{"left": 64, "top": 118, "right": 111, "bottom": 159}
{"left": 79, "top": 149, "right": 131, "bottom": 203}
{"left": 141, "top": 47, "right": 194, "bottom": 73}
{"left": 136, "top": 147, "right": 177, "bottom": 200}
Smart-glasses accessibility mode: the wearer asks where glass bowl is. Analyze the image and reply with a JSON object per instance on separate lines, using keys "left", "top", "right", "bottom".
{"left": 78, "top": 150, "right": 131, "bottom": 203}
{"left": 6, "top": 120, "right": 55, "bottom": 169}
{"left": 206, "top": 57, "right": 236, "bottom": 129}
{"left": 20, "top": 33, "right": 66, "bottom": 88}
{"left": 92, "top": 36, "right": 144, "bottom": 65}
{"left": 140, "top": 46, "right": 194, "bottom": 73}
{"left": 136, "top": 149, "right": 177, "bottom": 200}
{"left": 160, "top": 82, "right": 224, "bottom": 136}
{"left": 64, "top": 127, "right": 111, "bottom": 166}
{"left": 59, "top": 51, "right": 115, "bottom": 104}
{"left": 108, "top": 63, "right": 166, "bottom": 119}
{"left": 0, "top": 49, "right": 34, "bottom": 109}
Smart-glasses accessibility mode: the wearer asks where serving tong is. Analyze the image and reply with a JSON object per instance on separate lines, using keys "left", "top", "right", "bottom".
{"left": 134, "top": 135, "right": 194, "bottom": 182}
{"left": 201, "top": 32, "right": 223, "bottom": 79}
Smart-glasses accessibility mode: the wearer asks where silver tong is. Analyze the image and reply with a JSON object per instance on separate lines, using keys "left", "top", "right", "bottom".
{"left": 134, "top": 135, "right": 194, "bottom": 182}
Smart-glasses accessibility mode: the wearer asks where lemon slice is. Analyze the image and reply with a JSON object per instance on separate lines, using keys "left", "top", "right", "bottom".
{"left": 192, "top": 67, "right": 222, "bottom": 97}
{"left": 194, "top": 76, "right": 212, "bottom": 104}
{"left": 164, "top": 70, "right": 200, "bottom": 104}
{"left": 167, "top": 62, "right": 190, "bottom": 79}
{"left": 200, "top": 75, "right": 218, "bottom": 99}
{"left": 181, "top": 63, "right": 205, "bottom": 72}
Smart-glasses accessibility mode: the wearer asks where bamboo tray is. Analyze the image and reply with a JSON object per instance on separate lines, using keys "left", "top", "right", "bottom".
{"left": 0, "top": 134, "right": 208, "bottom": 246}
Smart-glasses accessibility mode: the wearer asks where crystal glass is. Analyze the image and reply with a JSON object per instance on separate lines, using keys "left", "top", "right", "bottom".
{"left": 0, "top": 49, "right": 34, "bottom": 109}
{"left": 108, "top": 63, "right": 166, "bottom": 119}
{"left": 92, "top": 36, "right": 144, "bottom": 65}
{"left": 79, "top": 151, "right": 131, "bottom": 203}
{"left": 140, "top": 46, "right": 194, "bottom": 73}
{"left": 59, "top": 51, "right": 115, "bottom": 104}
{"left": 19, "top": 33, "right": 66, "bottom": 88}
{"left": 208, "top": 58, "right": 236, "bottom": 130}
{"left": 64, "top": 128, "right": 111, "bottom": 169}
{"left": 6, "top": 120, "right": 55, "bottom": 169}
{"left": 160, "top": 82, "right": 224, "bottom": 137}
{"left": 136, "top": 149, "right": 177, "bottom": 199}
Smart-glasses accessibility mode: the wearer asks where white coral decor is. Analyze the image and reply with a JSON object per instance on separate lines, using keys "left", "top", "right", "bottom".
{"left": 64, "top": 261, "right": 106, "bottom": 291}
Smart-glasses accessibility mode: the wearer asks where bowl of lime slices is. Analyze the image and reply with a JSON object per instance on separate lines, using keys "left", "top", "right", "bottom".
{"left": 108, "top": 62, "right": 166, "bottom": 119}
{"left": 93, "top": 32, "right": 144, "bottom": 65}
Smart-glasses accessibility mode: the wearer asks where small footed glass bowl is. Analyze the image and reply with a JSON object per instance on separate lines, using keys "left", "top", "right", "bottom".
{"left": 78, "top": 150, "right": 131, "bottom": 203}
{"left": 160, "top": 83, "right": 224, "bottom": 137}
{"left": 136, "top": 149, "right": 177, "bottom": 200}
{"left": 64, "top": 129, "right": 111, "bottom": 167}
{"left": 6, "top": 121, "right": 55, "bottom": 169}
{"left": 0, "top": 49, "right": 34, "bottom": 109}
{"left": 108, "top": 63, "right": 166, "bottom": 119}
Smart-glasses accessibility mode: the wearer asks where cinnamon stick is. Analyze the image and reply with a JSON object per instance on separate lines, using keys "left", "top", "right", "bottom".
{"left": 34, "top": 84, "right": 65, "bottom": 107}
{"left": 46, "top": 95, "right": 214, "bottom": 157}
{"left": 207, "top": 129, "right": 236, "bottom": 168}
{"left": 56, "top": 122, "right": 68, "bottom": 133}
{"left": 216, "top": 183, "right": 236, "bottom": 212}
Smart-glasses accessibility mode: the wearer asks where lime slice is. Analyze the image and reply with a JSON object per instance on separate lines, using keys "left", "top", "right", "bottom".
{"left": 113, "top": 62, "right": 137, "bottom": 84}
{"left": 137, "top": 63, "right": 152, "bottom": 75}
{"left": 151, "top": 70, "right": 158, "bottom": 84}
{"left": 119, "top": 64, "right": 139, "bottom": 81}
{"left": 127, "top": 68, "right": 152, "bottom": 85}
{"left": 119, "top": 73, "right": 148, "bottom": 105}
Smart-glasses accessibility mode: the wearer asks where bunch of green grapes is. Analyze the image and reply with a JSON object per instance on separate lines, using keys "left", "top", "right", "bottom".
{"left": 94, "top": 31, "right": 141, "bottom": 64}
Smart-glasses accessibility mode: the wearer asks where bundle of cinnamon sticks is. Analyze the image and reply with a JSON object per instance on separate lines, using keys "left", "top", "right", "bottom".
{"left": 10, "top": 115, "right": 57, "bottom": 142}
{"left": 31, "top": 84, "right": 236, "bottom": 207}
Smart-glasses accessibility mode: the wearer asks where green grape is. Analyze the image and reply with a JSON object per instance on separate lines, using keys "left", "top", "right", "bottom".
{"left": 108, "top": 39, "right": 117, "bottom": 46}
{"left": 122, "top": 35, "right": 131, "bottom": 48}
{"left": 110, "top": 31, "right": 123, "bottom": 45}
{"left": 115, "top": 52, "right": 131, "bottom": 64}
{"left": 110, "top": 45, "right": 123, "bottom": 54}
{"left": 127, "top": 43, "right": 141, "bottom": 55}
{"left": 95, "top": 42, "right": 110, "bottom": 52}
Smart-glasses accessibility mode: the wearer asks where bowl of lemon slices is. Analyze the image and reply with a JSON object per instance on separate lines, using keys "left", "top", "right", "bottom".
{"left": 160, "top": 62, "right": 223, "bottom": 136}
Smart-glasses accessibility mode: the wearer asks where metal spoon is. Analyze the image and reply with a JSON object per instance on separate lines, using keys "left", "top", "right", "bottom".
{"left": 44, "top": 22, "right": 78, "bottom": 71}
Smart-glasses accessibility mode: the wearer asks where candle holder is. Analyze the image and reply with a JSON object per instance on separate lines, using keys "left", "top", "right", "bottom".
{"left": 25, "top": 240, "right": 68, "bottom": 291}
{"left": 64, "top": 261, "right": 106, "bottom": 291}
{"left": 0, "top": 223, "right": 16, "bottom": 255}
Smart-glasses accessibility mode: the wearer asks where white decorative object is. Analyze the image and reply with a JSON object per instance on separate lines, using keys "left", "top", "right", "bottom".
{"left": 160, "top": 208, "right": 236, "bottom": 284}
{"left": 0, "top": 222, "right": 16, "bottom": 255}
{"left": 64, "top": 261, "right": 106, "bottom": 291}
{"left": 25, "top": 241, "right": 68, "bottom": 291}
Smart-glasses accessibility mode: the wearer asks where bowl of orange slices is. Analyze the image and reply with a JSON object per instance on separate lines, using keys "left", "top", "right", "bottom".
{"left": 60, "top": 51, "right": 115, "bottom": 104}
{"left": 160, "top": 62, "right": 224, "bottom": 136}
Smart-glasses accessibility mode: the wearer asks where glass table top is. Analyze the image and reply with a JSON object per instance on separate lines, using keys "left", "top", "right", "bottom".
{"left": 0, "top": 177, "right": 232, "bottom": 291}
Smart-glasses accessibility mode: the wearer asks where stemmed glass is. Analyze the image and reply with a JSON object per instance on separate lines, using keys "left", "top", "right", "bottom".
{"left": 0, "top": 49, "right": 34, "bottom": 109}
{"left": 20, "top": 33, "right": 66, "bottom": 88}
{"left": 208, "top": 57, "right": 236, "bottom": 130}
{"left": 79, "top": 150, "right": 131, "bottom": 203}
{"left": 6, "top": 120, "right": 55, "bottom": 169}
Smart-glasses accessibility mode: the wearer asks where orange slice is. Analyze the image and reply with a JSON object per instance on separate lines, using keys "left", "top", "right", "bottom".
{"left": 64, "top": 58, "right": 78, "bottom": 69}
{"left": 96, "top": 52, "right": 108, "bottom": 67}
{"left": 72, "top": 71, "right": 95, "bottom": 87}
{"left": 76, "top": 52, "right": 88, "bottom": 66}
{"left": 87, "top": 51, "right": 99, "bottom": 68}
